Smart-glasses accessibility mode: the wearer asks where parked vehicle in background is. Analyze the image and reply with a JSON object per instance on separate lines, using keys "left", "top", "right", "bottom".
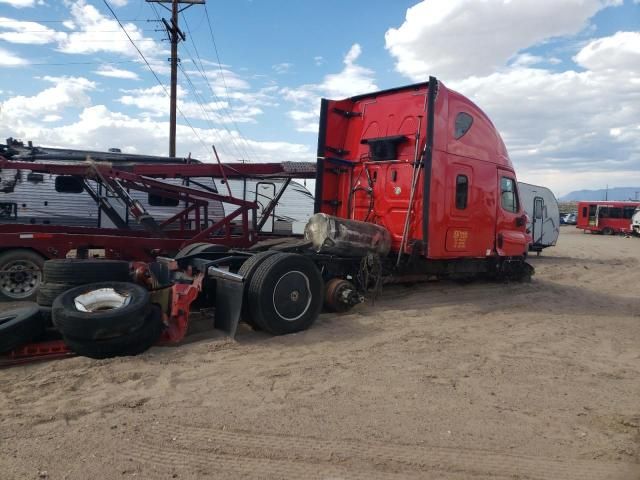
{"left": 631, "top": 207, "right": 640, "bottom": 235}
{"left": 561, "top": 213, "right": 577, "bottom": 225}
{"left": 518, "top": 182, "right": 559, "bottom": 253}
{"left": 576, "top": 201, "right": 640, "bottom": 235}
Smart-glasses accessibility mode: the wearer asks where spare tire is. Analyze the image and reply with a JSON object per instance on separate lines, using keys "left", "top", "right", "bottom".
{"left": 52, "top": 281, "right": 150, "bottom": 340}
{"left": 63, "top": 304, "right": 164, "bottom": 359}
{"left": 0, "top": 302, "right": 45, "bottom": 353}
{"left": 43, "top": 259, "right": 130, "bottom": 285}
{"left": 247, "top": 253, "right": 324, "bottom": 335}
{"left": 37, "top": 282, "right": 76, "bottom": 307}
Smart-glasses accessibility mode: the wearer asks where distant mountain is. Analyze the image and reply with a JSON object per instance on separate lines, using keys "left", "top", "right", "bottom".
{"left": 560, "top": 187, "right": 640, "bottom": 202}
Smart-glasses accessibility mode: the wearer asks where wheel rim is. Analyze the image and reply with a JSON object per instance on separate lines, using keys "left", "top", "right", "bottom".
{"left": 74, "top": 288, "right": 131, "bottom": 312}
{"left": 0, "top": 259, "right": 42, "bottom": 299}
{"left": 272, "top": 270, "right": 312, "bottom": 321}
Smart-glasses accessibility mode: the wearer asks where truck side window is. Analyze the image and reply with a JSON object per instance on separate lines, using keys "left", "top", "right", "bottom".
{"left": 582, "top": 206, "right": 587, "bottom": 217}
{"left": 454, "top": 112, "right": 473, "bottom": 139}
{"left": 455, "top": 175, "right": 468, "bottom": 209}
{"left": 500, "top": 177, "right": 518, "bottom": 213}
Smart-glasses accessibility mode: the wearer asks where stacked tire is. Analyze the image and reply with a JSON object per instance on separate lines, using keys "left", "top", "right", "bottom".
{"left": 37, "top": 259, "right": 132, "bottom": 308}
{"left": 52, "top": 282, "right": 164, "bottom": 359}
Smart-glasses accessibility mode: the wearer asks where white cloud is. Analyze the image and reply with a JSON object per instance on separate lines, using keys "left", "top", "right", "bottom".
{"left": 385, "top": 0, "right": 623, "bottom": 81}
{"left": 272, "top": 62, "right": 292, "bottom": 74}
{"left": 94, "top": 65, "right": 140, "bottom": 80}
{"left": 0, "top": 46, "right": 27, "bottom": 66}
{"left": 281, "top": 43, "right": 377, "bottom": 132}
{"left": 0, "top": 104, "right": 311, "bottom": 163}
{"left": 0, "top": 0, "right": 37, "bottom": 7}
{"left": 314, "top": 56, "right": 324, "bottom": 66}
{"left": 573, "top": 31, "right": 640, "bottom": 71}
{"left": 0, "top": 17, "right": 67, "bottom": 44}
{"left": 110, "top": 0, "right": 128, "bottom": 6}
{"left": 0, "top": 76, "right": 96, "bottom": 118}
{"left": 57, "top": 0, "right": 165, "bottom": 64}
{"left": 42, "top": 114, "right": 62, "bottom": 122}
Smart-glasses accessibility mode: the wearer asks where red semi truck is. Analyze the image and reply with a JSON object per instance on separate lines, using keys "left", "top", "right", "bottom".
{"left": 314, "top": 77, "right": 531, "bottom": 278}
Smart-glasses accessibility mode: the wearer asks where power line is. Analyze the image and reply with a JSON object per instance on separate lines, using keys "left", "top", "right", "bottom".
{"left": 180, "top": 19, "right": 252, "bottom": 161}
{"left": 101, "top": 0, "right": 210, "bottom": 156}
{"left": 202, "top": 5, "right": 260, "bottom": 161}
{"left": 178, "top": 62, "right": 245, "bottom": 161}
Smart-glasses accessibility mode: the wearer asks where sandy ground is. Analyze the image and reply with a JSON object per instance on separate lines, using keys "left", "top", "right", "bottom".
{"left": 1, "top": 227, "right": 639, "bottom": 479}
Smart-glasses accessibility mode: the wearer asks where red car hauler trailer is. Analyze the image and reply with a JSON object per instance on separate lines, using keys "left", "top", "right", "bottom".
{"left": 1, "top": 76, "right": 533, "bottom": 364}
{"left": 0, "top": 155, "right": 316, "bottom": 302}
{"left": 576, "top": 200, "right": 640, "bottom": 235}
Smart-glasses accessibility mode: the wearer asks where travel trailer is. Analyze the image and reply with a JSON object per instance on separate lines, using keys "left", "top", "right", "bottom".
{"left": 517, "top": 182, "right": 560, "bottom": 252}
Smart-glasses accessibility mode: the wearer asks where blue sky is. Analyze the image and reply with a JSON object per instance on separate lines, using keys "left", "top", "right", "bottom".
{"left": 0, "top": 0, "right": 638, "bottom": 196}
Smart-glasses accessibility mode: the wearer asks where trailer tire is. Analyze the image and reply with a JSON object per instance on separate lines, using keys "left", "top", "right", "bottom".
{"left": 0, "top": 303, "right": 45, "bottom": 353}
{"left": 43, "top": 259, "right": 130, "bottom": 285}
{"left": 62, "top": 304, "right": 164, "bottom": 359}
{"left": 52, "top": 282, "right": 150, "bottom": 340}
{"left": 0, "top": 249, "right": 45, "bottom": 302}
{"left": 36, "top": 282, "right": 76, "bottom": 307}
{"left": 237, "top": 250, "right": 279, "bottom": 329}
{"left": 248, "top": 253, "right": 323, "bottom": 335}
{"left": 602, "top": 227, "right": 614, "bottom": 236}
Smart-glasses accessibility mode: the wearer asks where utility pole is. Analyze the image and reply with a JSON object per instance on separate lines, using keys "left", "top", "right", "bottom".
{"left": 146, "top": 0, "right": 205, "bottom": 157}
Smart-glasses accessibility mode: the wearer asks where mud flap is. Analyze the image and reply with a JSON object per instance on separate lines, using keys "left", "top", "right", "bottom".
{"left": 207, "top": 267, "right": 244, "bottom": 338}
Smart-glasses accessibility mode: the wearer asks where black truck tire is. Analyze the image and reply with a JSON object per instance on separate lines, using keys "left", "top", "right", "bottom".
{"left": 37, "top": 282, "right": 76, "bottom": 307}
{"left": 0, "top": 302, "right": 45, "bottom": 353}
{"left": 43, "top": 259, "right": 130, "bottom": 285}
{"left": 0, "top": 249, "right": 45, "bottom": 302}
{"left": 237, "top": 250, "right": 280, "bottom": 329}
{"left": 248, "top": 253, "right": 324, "bottom": 335}
{"left": 63, "top": 305, "right": 164, "bottom": 359}
{"left": 52, "top": 281, "right": 150, "bottom": 340}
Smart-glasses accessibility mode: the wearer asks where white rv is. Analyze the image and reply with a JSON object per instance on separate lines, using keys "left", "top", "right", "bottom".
{"left": 517, "top": 182, "right": 560, "bottom": 253}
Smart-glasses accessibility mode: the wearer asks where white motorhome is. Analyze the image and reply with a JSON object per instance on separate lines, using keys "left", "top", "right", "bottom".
{"left": 517, "top": 182, "right": 560, "bottom": 253}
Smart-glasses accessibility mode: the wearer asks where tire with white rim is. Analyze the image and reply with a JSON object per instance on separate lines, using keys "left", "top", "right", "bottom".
{"left": 52, "top": 281, "right": 150, "bottom": 340}
{"left": 0, "top": 249, "right": 45, "bottom": 302}
{"left": 247, "top": 253, "right": 324, "bottom": 335}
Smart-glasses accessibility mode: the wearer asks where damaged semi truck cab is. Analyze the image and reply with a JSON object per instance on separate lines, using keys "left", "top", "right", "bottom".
{"left": 314, "top": 77, "right": 530, "bottom": 276}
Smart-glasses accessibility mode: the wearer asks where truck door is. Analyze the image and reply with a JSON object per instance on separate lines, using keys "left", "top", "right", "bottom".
{"left": 532, "top": 196, "right": 544, "bottom": 244}
{"left": 495, "top": 170, "right": 527, "bottom": 257}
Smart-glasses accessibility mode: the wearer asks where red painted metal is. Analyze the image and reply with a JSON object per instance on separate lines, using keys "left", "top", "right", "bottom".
{"left": 159, "top": 278, "right": 202, "bottom": 344}
{"left": 0, "top": 339, "right": 72, "bottom": 367}
{"left": 317, "top": 81, "right": 528, "bottom": 260}
{"left": 576, "top": 201, "right": 640, "bottom": 234}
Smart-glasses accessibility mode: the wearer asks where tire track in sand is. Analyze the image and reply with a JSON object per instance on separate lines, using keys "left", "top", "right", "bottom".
{"left": 119, "top": 422, "right": 638, "bottom": 479}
